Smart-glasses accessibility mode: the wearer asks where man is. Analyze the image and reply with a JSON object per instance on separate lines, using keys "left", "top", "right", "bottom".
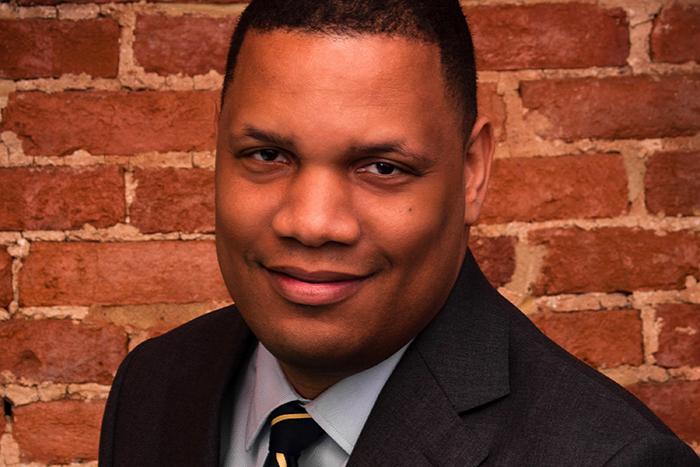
{"left": 99, "top": 1, "right": 699, "bottom": 466}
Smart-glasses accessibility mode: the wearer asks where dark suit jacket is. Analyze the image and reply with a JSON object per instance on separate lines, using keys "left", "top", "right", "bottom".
{"left": 99, "top": 252, "right": 699, "bottom": 466}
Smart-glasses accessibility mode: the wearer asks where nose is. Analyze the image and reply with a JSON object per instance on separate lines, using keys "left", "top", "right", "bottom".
{"left": 271, "top": 167, "right": 360, "bottom": 247}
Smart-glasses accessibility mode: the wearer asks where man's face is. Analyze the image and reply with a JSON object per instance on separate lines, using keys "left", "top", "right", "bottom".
{"left": 216, "top": 30, "right": 491, "bottom": 377}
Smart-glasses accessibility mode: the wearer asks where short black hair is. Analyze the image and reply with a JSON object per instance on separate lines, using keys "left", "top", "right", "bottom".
{"left": 221, "top": 0, "right": 477, "bottom": 134}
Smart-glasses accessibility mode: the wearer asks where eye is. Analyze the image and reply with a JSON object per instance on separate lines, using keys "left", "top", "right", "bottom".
{"left": 250, "top": 148, "right": 287, "bottom": 163}
{"left": 363, "top": 161, "right": 403, "bottom": 176}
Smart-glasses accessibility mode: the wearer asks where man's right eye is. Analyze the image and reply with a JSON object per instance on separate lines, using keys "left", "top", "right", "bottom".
{"left": 250, "top": 149, "right": 286, "bottom": 162}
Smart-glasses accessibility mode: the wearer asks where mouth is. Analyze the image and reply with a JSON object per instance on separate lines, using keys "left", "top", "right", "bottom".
{"left": 263, "top": 265, "right": 371, "bottom": 306}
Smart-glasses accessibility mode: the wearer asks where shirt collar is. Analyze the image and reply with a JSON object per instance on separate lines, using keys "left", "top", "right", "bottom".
{"left": 245, "top": 344, "right": 303, "bottom": 451}
{"left": 245, "top": 342, "right": 410, "bottom": 455}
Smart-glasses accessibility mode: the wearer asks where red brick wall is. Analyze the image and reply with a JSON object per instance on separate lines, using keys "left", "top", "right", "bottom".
{"left": 0, "top": 0, "right": 698, "bottom": 463}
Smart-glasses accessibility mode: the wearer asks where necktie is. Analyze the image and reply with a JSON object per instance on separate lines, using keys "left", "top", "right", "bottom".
{"left": 263, "top": 401, "right": 324, "bottom": 467}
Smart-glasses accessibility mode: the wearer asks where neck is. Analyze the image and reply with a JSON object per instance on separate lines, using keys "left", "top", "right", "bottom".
{"left": 278, "top": 362, "right": 352, "bottom": 399}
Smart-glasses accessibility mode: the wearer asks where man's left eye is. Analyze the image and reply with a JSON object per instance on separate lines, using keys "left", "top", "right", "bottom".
{"left": 251, "top": 149, "right": 286, "bottom": 162}
{"left": 364, "top": 162, "right": 402, "bottom": 176}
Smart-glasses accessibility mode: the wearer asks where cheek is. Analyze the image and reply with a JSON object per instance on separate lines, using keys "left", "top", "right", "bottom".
{"left": 362, "top": 181, "right": 464, "bottom": 262}
{"left": 215, "top": 178, "right": 283, "bottom": 299}
{"left": 216, "top": 174, "right": 278, "bottom": 243}
{"left": 215, "top": 184, "right": 275, "bottom": 319}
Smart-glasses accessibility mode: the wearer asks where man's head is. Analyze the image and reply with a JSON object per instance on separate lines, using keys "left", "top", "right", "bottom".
{"left": 215, "top": 0, "right": 494, "bottom": 396}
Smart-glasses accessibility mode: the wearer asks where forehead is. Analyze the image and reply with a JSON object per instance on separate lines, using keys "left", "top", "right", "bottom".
{"left": 223, "top": 30, "right": 461, "bottom": 144}
{"left": 236, "top": 29, "right": 440, "bottom": 88}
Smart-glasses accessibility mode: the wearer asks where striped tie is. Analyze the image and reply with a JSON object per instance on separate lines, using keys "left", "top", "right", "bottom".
{"left": 263, "top": 401, "right": 324, "bottom": 467}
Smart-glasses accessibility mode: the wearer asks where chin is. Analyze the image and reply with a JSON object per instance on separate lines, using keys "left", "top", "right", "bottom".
{"left": 259, "top": 325, "right": 377, "bottom": 374}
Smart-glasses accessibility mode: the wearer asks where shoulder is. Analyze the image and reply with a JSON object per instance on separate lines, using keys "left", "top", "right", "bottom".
{"left": 132, "top": 305, "right": 246, "bottom": 358}
{"left": 412, "top": 256, "right": 698, "bottom": 465}
{"left": 99, "top": 305, "right": 254, "bottom": 465}
{"left": 604, "top": 435, "right": 700, "bottom": 466}
{"left": 495, "top": 304, "right": 699, "bottom": 464}
{"left": 108, "top": 304, "right": 250, "bottom": 390}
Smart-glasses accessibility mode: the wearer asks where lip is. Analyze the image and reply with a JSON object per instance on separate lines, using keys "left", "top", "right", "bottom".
{"left": 264, "top": 265, "right": 369, "bottom": 306}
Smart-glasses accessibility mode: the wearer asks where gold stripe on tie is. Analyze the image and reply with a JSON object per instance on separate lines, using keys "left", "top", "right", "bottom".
{"left": 276, "top": 452, "right": 287, "bottom": 467}
{"left": 271, "top": 413, "right": 313, "bottom": 426}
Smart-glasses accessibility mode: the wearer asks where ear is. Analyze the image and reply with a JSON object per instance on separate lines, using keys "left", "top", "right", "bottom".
{"left": 463, "top": 116, "right": 495, "bottom": 225}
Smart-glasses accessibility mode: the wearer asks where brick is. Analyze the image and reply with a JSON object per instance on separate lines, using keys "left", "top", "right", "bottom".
{"left": 85, "top": 302, "right": 212, "bottom": 333}
{"left": 469, "top": 236, "right": 516, "bottom": 287}
{"left": 134, "top": 15, "right": 235, "bottom": 75}
{"left": 0, "top": 319, "right": 126, "bottom": 384}
{"left": 627, "top": 381, "right": 700, "bottom": 445}
{"left": 0, "top": 251, "right": 11, "bottom": 308}
{"left": 655, "top": 303, "right": 700, "bottom": 368}
{"left": 0, "top": 166, "right": 125, "bottom": 230}
{"left": 16, "top": 0, "right": 243, "bottom": 3}
{"left": 13, "top": 400, "right": 103, "bottom": 464}
{"left": 520, "top": 75, "right": 700, "bottom": 141}
{"left": 131, "top": 168, "right": 214, "bottom": 233}
{"left": 645, "top": 151, "right": 700, "bottom": 216}
{"left": 0, "top": 19, "right": 119, "bottom": 79}
{"left": 530, "top": 228, "right": 700, "bottom": 295}
{"left": 481, "top": 154, "right": 628, "bottom": 224}
{"left": 477, "top": 82, "right": 506, "bottom": 141}
{"left": 466, "top": 4, "right": 628, "bottom": 70}
{"left": 531, "top": 309, "right": 642, "bottom": 368}
{"left": 17, "top": 0, "right": 127, "bottom": 4}
{"left": 20, "top": 241, "right": 229, "bottom": 306}
{"left": 651, "top": 3, "right": 700, "bottom": 64}
{"left": 1, "top": 91, "right": 217, "bottom": 156}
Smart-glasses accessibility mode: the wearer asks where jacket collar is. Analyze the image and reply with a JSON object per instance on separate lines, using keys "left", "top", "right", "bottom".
{"left": 416, "top": 250, "right": 511, "bottom": 412}
{"left": 348, "top": 250, "right": 511, "bottom": 466}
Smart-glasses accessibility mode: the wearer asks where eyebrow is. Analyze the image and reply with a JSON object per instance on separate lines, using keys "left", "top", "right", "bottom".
{"left": 348, "top": 142, "right": 435, "bottom": 168}
{"left": 238, "top": 125, "right": 435, "bottom": 168}
{"left": 239, "top": 125, "right": 297, "bottom": 151}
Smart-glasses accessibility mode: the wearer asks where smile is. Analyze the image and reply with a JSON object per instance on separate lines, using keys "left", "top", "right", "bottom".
{"left": 263, "top": 265, "right": 369, "bottom": 306}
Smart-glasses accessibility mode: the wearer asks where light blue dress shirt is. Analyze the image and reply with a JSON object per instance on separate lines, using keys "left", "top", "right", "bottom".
{"left": 220, "top": 342, "right": 410, "bottom": 467}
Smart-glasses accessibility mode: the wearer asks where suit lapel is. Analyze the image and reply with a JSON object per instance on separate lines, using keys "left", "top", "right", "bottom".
{"left": 349, "top": 252, "right": 511, "bottom": 466}
{"left": 347, "top": 347, "right": 491, "bottom": 467}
